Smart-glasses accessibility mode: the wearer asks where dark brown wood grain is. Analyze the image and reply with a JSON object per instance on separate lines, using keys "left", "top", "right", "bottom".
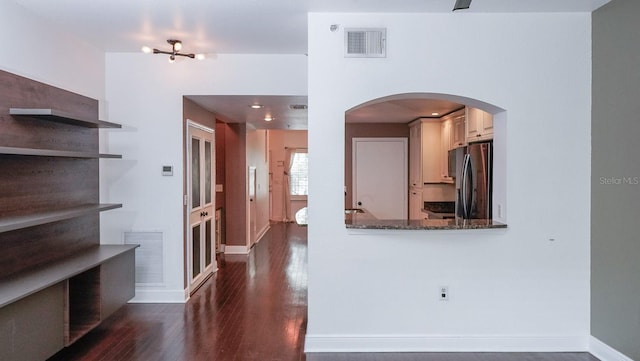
{"left": 0, "top": 156, "right": 98, "bottom": 217}
{"left": 0, "top": 215, "right": 100, "bottom": 278}
{"left": 0, "top": 69, "right": 101, "bottom": 279}
{"left": 0, "top": 70, "right": 98, "bottom": 152}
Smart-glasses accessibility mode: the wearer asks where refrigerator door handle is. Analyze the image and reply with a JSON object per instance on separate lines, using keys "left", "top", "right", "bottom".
{"left": 461, "top": 153, "right": 471, "bottom": 219}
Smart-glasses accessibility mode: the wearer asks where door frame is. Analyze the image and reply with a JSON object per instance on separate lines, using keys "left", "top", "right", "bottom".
{"left": 185, "top": 119, "right": 217, "bottom": 295}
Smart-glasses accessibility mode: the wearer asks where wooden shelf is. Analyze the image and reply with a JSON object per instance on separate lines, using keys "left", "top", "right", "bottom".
{"left": 0, "top": 245, "right": 138, "bottom": 308}
{"left": 10, "top": 108, "right": 121, "bottom": 128}
{"left": 0, "top": 146, "right": 121, "bottom": 159}
{"left": 0, "top": 203, "right": 122, "bottom": 234}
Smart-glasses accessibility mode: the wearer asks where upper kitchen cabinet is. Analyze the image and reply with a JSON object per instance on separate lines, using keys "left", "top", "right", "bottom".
{"left": 408, "top": 122, "right": 422, "bottom": 188}
{"left": 466, "top": 107, "right": 493, "bottom": 142}
{"left": 451, "top": 111, "right": 466, "bottom": 148}
{"left": 440, "top": 117, "right": 453, "bottom": 183}
{"left": 409, "top": 119, "right": 441, "bottom": 185}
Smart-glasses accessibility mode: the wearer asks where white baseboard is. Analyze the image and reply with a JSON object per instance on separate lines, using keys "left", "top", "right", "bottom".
{"left": 589, "top": 336, "right": 633, "bottom": 361}
{"left": 304, "top": 334, "right": 589, "bottom": 353}
{"left": 256, "top": 224, "right": 270, "bottom": 243}
{"left": 224, "top": 245, "right": 250, "bottom": 255}
{"left": 129, "top": 288, "right": 187, "bottom": 303}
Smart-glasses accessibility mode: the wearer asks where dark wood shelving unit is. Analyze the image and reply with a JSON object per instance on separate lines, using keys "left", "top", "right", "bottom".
{"left": 10, "top": 108, "right": 121, "bottom": 128}
{"left": 0, "top": 204, "right": 122, "bottom": 234}
{"left": 0, "top": 146, "right": 122, "bottom": 159}
{"left": 0, "top": 69, "right": 135, "bottom": 361}
{"left": 0, "top": 245, "right": 136, "bottom": 308}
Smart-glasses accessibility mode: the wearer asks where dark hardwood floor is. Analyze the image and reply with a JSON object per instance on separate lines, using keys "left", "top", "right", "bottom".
{"left": 49, "top": 223, "right": 598, "bottom": 361}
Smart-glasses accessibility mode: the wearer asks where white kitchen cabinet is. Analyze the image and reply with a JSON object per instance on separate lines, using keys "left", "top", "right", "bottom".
{"left": 451, "top": 111, "right": 466, "bottom": 148}
{"left": 409, "top": 188, "right": 424, "bottom": 220}
{"left": 408, "top": 122, "right": 422, "bottom": 188}
{"left": 440, "top": 118, "right": 454, "bottom": 183}
{"left": 421, "top": 121, "right": 441, "bottom": 184}
{"left": 409, "top": 119, "right": 442, "bottom": 186}
{"left": 466, "top": 107, "right": 493, "bottom": 142}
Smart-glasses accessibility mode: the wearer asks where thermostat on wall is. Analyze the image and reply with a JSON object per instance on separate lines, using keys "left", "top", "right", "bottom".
{"left": 162, "top": 165, "right": 173, "bottom": 176}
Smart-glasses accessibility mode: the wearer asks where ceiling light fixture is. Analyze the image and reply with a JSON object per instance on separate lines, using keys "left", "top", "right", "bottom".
{"left": 146, "top": 39, "right": 205, "bottom": 62}
{"left": 453, "top": 0, "right": 472, "bottom": 11}
{"left": 249, "top": 104, "right": 264, "bottom": 109}
{"left": 431, "top": 112, "right": 440, "bottom": 116}
{"left": 264, "top": 116, "right": 273, "bottom": 122}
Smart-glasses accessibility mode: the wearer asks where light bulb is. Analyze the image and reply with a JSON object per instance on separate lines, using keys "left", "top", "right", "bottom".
{"left": 174, "top": 41, "right": 182, "bottom": 52}
{"left": 195, "top": 53, "right": 205, "bottom": 60}
{"left": 141, "top": 46, "right": 152, "bottom": 54}
{"left": 168, "top": 55, "right": 176, "bottom": 64}
{"left": 264, "top": 116, "right": 273, "bottom": 122}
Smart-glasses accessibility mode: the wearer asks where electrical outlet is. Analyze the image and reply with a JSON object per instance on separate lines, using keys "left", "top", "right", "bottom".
{"left": 440, "top": 286, "right": 449, "bottom": 301}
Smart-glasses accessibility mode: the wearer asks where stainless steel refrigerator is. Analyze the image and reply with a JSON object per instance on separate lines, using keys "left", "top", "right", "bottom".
{"left": 450, "top": 142, "right": 492, "bottom": 219}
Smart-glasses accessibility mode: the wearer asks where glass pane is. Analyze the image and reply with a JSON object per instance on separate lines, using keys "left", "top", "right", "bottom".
{"left": 192, "top": 225, "right": 201, "bottom": 278}
{"left": 205, "top": 219, "right": 212, "bottom": 267}
{"left": 205, "top": 141, "right": 212, "bottom": 204}
{"left": 290, "top": 152, "right": 309, "bottom": 196}
{"left": 192, "top": 138, "right": 201, "bottom": 208}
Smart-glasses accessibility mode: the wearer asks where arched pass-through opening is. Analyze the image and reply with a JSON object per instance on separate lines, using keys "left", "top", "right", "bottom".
{"left": 344, "top": 92, "right": 507, "bottom": 228}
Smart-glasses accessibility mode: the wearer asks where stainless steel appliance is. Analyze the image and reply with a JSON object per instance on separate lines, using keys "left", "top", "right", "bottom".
{"left": 450, "top": 142, "right": 492, "bottom": 219}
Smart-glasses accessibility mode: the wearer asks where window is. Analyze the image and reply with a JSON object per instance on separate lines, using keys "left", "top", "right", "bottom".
{"left": 289, "top": 151, "right": 308, "bottom": 197}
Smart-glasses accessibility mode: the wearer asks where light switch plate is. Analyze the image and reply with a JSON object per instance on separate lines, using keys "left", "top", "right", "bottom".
{"left": 215, "top": 184, "right": 223, "bottom": 192}
{"left": 162, "top": 165, "right": 173, "bottom": 176}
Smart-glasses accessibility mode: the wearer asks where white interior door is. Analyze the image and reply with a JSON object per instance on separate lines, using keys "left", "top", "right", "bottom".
{"left": 353, "top": 137, "right": 408, "bottom": 219}
{"left": 187, "top": 121, "right": 216, "bottom": 293}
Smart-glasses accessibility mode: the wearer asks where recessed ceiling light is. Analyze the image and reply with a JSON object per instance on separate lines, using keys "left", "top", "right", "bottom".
{"left": 264, "top": 116, "right": 273, "bottom": 122}
{"left": 250, "top": 104, "right": 264, "bottom": 109}
{"left": 431, "top": 112, "right": 440, "bottom": 116}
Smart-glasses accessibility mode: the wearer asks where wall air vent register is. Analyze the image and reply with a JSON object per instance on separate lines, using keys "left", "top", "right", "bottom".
{"left": 344, "top": 28, "right": 387, "bottom": 58}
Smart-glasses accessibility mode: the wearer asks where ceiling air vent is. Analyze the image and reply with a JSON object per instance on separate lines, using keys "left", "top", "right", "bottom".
{"left": 344, "top": 28, "right": 386, "bottom": 58}
{"left": 289, "top": 104, "right": 308, "bottom": 110}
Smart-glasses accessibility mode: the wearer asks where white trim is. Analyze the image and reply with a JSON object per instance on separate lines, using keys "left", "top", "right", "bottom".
{"left": 255, "top": 224, "right": 270, "bottom": 243}
{"left": 224, "top": 245, "right": 250, "bottom": 255}
{"left": 129, "top": 289, "right": 187, "bottom": 303}
{"left": 304, "top": 334, "right": 589, "bottom": 353}
{"left": 589, "top": 336, "right": 634, "bottom": 361}
{"left": 186, "top": 119, "right": 215, "bottom": 133}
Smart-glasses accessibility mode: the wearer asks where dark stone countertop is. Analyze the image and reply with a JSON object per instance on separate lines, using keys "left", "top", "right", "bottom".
{"left": 345, "top": 208, "right": 507, "bottom": 230}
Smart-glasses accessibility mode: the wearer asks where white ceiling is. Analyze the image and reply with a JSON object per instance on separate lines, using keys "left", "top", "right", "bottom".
{"left": 12, "top": 0, "right": 609, "bottom": 55}
{"left": 187, "top": 95, "right": 309, "bottom": 130}
{"left": 11, "top": 0, "right": 609, "bottom": 129}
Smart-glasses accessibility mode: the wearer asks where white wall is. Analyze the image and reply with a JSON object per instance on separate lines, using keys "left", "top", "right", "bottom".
{"left": 306, "top": 12, "right": 592, "bottom": 351}
{"left": 103, "top": 53, "right": 307, "bottom": 302}
{"left": 0, "top": 1, "right": 104, "bottom": 103}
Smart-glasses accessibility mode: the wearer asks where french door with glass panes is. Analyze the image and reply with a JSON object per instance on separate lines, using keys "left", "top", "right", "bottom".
{"left": 187, "top": 121, "right": 216, "bottom": 293}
